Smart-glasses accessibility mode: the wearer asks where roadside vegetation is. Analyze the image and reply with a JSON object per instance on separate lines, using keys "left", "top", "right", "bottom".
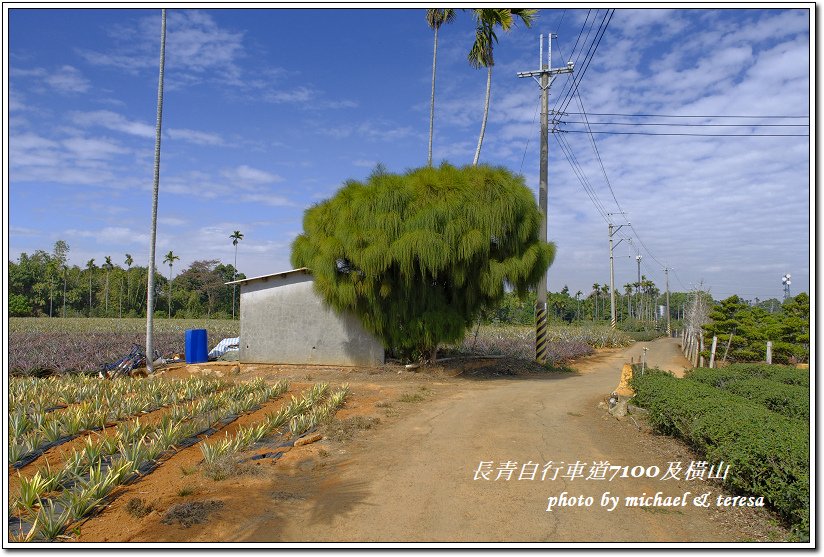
{"left": 701, "top": 293, "right": 809, "bottom": 364}
{"left": 8, "top": 376, "right": 348, "bottom": 542}
{"left": 631, "top": 364, "right": 810, "bottom": 541}
{"left": 9, "top": 318, "right": 239, "bottom": 376}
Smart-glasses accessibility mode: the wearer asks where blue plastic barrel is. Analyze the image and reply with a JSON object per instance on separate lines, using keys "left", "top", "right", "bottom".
{"left": 185, "top": 329, "right": 209, "bottom": 364}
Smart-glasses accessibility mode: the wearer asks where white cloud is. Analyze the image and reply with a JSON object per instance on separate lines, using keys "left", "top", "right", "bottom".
{"left": 70, "top": 110, "right": 155, "bottom": 139}
{"left": 62, "top": 136, "right": 128, "bottom": 159}
{"left": 167, "top": 128, "right": 224, "bottom": 146}
{"left": 221, "top": 165, "right": 283, "bottom": 185}
{"left": 12, "top": 65, "right": 90, "bottom": 94}
{"left": 78, "top": 10, "right": 245, "bottom": 88}
{"left": 45, "top": 65, "right": 90, "bottom": 93}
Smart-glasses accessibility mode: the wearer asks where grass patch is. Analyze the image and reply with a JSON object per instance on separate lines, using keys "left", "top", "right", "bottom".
{"left": 202, "top": 454, "right": 242, "bottom": 482}
{"left": 161, "top": 500, "right": 224, "bottom": 528}
{"left": 177, "top": 485, "right": 198, "bottom": 497}
{"left": 125, "top": 497, "right": 153, "bottom": 518}
{"left": 320, "top": 416, "right": 381, "bottom": 443}
{"left": 180, "top": 465, "right": 198, "bottom": 476}
{"left": 398, "top": 385, "right": 433, "bottom": 404}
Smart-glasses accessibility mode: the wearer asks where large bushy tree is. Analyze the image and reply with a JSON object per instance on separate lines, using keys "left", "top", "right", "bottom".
{"left": 291, "top": 163, "right": 555, "bottom": 360}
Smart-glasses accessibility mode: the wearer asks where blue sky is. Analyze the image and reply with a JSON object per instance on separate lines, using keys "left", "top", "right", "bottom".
{"left": 6, "top": 7, "right": 812, "bottom": 301}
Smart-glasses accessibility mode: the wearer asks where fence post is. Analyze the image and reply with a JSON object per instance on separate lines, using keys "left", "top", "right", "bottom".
{"left": 709, "top": 336, "right": 718, "bottom": 368}
{"left": 766, "top": 341, "right": 772, "bottom": 364}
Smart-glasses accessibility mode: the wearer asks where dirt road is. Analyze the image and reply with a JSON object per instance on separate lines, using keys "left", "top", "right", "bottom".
{"left": 226, "top": 338, "right": 776, "bottom": 543}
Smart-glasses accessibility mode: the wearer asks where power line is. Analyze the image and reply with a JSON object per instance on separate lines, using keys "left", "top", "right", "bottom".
{"left": 561, "top": 130, "right": 809, "bottom": 137}
{"left": 560, "top": 121, "right": 809, "bottom": 128}
{"left": 561, "top": 111, "right": 809, "bottom": 119}
{"left": 552, "top": 9, "right": 609, "bottom": 116}
{"left": 554, "top": 133, "right": 611, "bottom": 223}
{"left": 571, "top": 87, "right": 628, "bottom": 222}
{"left": 555, "top": 9, "right": 614, "bottom": 117}
{"left": 519, "top": 93, "right": 541, "bottom": 174}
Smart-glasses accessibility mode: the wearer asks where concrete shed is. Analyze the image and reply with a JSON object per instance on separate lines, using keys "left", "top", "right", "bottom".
{"left": 226, "top": 268, "right": 385, "bottom": 367}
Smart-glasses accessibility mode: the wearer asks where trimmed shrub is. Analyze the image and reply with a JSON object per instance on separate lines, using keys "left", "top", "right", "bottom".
{"left": 631, "top": 370, "right": 809, "bottom": 539}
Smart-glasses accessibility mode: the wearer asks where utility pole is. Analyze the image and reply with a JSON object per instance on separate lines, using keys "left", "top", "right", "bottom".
{"left": 635, "top": 254, "right": 642, "bottom": 321}
{"left": 517, "top": 33, "right": 573, "bottom": 364}
{"left": 608, "top": 220, "right": 627, "bottom": 329}
{"left": 665, "top": 267, "right": 671, "bottom": 336}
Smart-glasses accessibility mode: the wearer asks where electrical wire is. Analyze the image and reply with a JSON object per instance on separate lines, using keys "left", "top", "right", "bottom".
{"left": 560, "top": 121, "right": 809, "bottom": 128}
{"left": 555, "top": 9, "right": 614, "bottom": 117}
{"left": 561, "top": 130, "right": 809, "bottom": 137}
{"left": 552, "top": 9, "right": 600, "bottom": 116}
{"left": 519, "top": 93, "right": 541, "bottom": 174}
{"left": 553, "top": 133, "right": 611, "bottom": 223}
{"left": 560, "top": 111, "right": 809, "bottom": 119}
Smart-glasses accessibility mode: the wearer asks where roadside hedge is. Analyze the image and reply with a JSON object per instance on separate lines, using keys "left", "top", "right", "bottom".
{"left": 684, "top": 367, "right": 809, "bottom": 421}
{"left": 631, "top": 370, "right": 809, "bottom": 539}
{"left": 686, "top": 363, "right": 808, "bottom": 388}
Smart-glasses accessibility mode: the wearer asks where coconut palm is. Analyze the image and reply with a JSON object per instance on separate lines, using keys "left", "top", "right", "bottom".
{"left": 468, "top": 8, "right": 536, "bottom": 166}
{"left": 230, "top": 230, "right": 243, "bottom": 319}
{"left": 163, "top": 250, "right": 179, "bottom": 318}
{"left": 426, "top": 8, "right": 455, "bottom": 166}
{"left": 103, "top": 256, "right": 114, "bottom": 315}
{"left": 591, "top": 282, "right": 599, "bottom": 321}
{"left": 86, "top": 259, "right": 96, "bottom": 317}
{"left": 124, "top": 253, "right": 133, "bottom": 315}
{"left": 53, "top": 240, "right": 69, "bottom": 318}
{"left": 624, "top": 283, "right": 634, "bottom": 319}
{"left": 575, "top": 290, "right": 582, "bottom": 321}
{"left": 146, "top": 8, "right": 167, "bottom": 372}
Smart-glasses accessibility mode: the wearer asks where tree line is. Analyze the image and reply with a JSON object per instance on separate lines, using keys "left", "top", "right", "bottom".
{"left": 9, "top": 241, "right": 245, "bottom": 319}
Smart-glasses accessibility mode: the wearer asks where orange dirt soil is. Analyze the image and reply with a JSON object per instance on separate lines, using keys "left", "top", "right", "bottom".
{"left": 11, "top": 339, "right": 793, "bottom": 544}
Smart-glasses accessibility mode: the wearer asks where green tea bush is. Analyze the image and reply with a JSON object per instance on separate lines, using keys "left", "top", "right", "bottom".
{"left": 684, "top": 367, "right": 809, "bottom": 421}
{"left": 631, "top": 371, "right": 809, "bottom": 539}
{"left": 686, "top": 364, "right": 809, "bottom": 388}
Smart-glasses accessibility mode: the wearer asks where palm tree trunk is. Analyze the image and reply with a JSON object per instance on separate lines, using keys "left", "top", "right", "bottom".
{"left": 232, "top": 245, "right": 238, "bottom": 319}
{"left": 146, "top": 8, "right": 167, "bottom": 373}
{"left": 472, "top": 66, "right": 492, "bottom": 166}
{"left": 428, "top": 26, "right": 439, "bottom": 167}
{"left": 168, "top": 265, "right": 173, "bottom": 319}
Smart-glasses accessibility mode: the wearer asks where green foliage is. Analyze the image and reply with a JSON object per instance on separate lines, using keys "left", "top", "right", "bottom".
{"left": 9, "top": 294, "right": 31, "bottom": 317}
{"left": 291, "top": 163, "right": 555, "bottom": 359}
{"left": 631, "top": 371, "right": 809, "bottom": 539}
{"left": 8, "top": 247, "right": 244, "bottom": 319}
{"left": 685, "top": 365, "right": 809, "bottom": 421}
{"left": 703, "top": 294, "right": 809, "bottom": 364}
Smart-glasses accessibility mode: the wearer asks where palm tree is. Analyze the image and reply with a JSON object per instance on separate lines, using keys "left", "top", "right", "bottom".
{"left": 624, "top": 283, "right": 634, "bottom": 319}
{"left": 426, "top": 8, "right": 456, "bottom": 166}
{"left": 86, "top": 258, "right": 96, "bottom": 317}
{"left": 591, "top": 282, "right": 599, "bottom": 321}
{"left": 147, "top": 8, "right": 167, "bottom": 373}
{"left": 468, "top": 8, "right": 536, "bottom": 166}
{"left": 230, "top": 230, "right": 244, "bottom": 319}
{"left": 601, "top": 283, "right": 609, "bottom": 320}
{"left": 103, "top": 256, "right": 114, "bottom": 315}
{"left": 575, "top": 290, "right": 582, "bottom": 321}
{"left": 163, "top": 250, "right": 179, "bottom": 318}
{"left": 124, "top": 253, "right": 133, "bottom": 316}
{"left": 53, "top": 240, "right": 69, "bottom": 318}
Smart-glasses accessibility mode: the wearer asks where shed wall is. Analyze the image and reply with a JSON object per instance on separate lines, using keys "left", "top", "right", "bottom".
{"left": 239, "top": 274, "right": 384, "bottom": 366}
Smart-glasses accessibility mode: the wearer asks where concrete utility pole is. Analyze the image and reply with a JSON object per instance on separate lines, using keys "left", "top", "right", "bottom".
{"left": 517, "top": 33, "right": 573, "bottom": 364}
{"left": 635, "top": 254, "right": 642, "bottom": 320}
{"left": 608, "top": 221, "right": 627, "bottom": 329}
{"left": 665, "top": 267, "right": 671, "bottom": 336}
